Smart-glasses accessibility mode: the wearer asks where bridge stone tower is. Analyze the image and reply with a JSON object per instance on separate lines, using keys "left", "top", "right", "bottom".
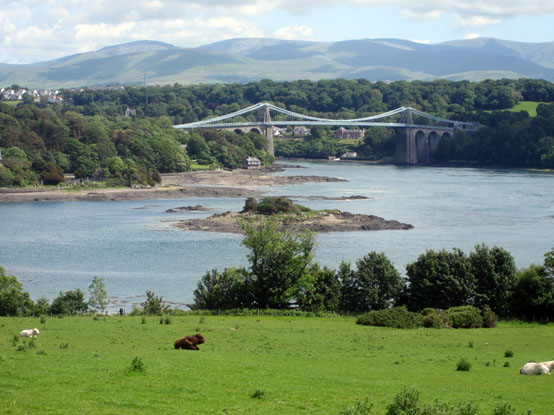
{"left": 395, "top": 109, "right": 418, "bottom": 165}
{"left": 256, "top": 105, "right": 274, "bottom": 157}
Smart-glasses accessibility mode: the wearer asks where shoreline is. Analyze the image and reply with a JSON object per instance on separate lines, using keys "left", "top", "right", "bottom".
{"left": 0, "top": 166, "right": 345, "bottom": 203}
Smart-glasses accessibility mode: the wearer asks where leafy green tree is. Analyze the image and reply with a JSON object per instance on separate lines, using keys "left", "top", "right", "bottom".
{"left": 192, "top": 267, "right": 250, "bottom": 310}
{"left": 544, "top": 248, "right": 554, "bottom": 277}
{"left": 39, "top": 162, "right": 65, "bottom": 185}
{"left": 88, "top": 276, "right": 108, "bottom": 313}
{"left": 404, "top": 248, "right": 475, "bottom": 311}
{"left": 355, "top": 252, "right": 404, "bottom": 311}
{"left": 510, "top": 265, "right": 554, "bottom": 321}
{"left": 0, "top": 267, "right": 36, "bottom": 316}
{"left": 469, "top": 244, "right": 517, "bottom": 317}
{"left": 240, "top": 219, "right": 316, "bottom": 308}
{"left": 295, "top": 264, "right": 341, "bottom": 312}
{"left": 50, "top": 289, "right": 88, "bottom": 315}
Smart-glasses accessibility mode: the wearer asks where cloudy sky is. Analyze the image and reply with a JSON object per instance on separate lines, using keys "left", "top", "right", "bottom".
{"left": 2, "top": 0, "right": 554, "bottom": 64}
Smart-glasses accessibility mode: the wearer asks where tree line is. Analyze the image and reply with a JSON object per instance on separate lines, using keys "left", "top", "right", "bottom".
{"left": 2, "top": 219, "right": 553, "bottom": 321}
{"left": 192, "top": 219, "right": 554, "bottom": 322}
{"left": 2, "top": 77, "right": 554, "bottom": 188}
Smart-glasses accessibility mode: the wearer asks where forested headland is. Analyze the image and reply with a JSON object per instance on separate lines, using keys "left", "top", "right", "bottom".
{"left": 2, "top": 78, "right": 554, "bottom": 187}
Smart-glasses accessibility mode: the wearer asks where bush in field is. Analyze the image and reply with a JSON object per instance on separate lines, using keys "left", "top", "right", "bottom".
{"left": 356, "top": 306, "right": 423, "bottom": 329}
{"left": 141, "top": 290, "right": 169, "bottom": 315}
{"left": 482, "top": 305, "right": 498, "bottom": 328}
{"left": 339, "top": 398, "right": 373, "bottom": 415}
{"left": 446, "top": 306, "right": 484, "bottom": 328}
{"left": 422, "top": 308, "right": 450, "bottom": 329}
{"left": 127, "top": 356, "right": 145, "bottom": 374}
{"left": 456, "top": 358, "right": 472, "bottom": 371}
{"left": 0, "top": 267, "right": 36, "bottom": 316}
{"left": 386, "top": 387, "right": 420, "bottom": 415}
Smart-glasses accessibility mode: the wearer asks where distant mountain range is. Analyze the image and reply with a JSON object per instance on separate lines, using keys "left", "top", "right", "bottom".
{"left": 2, "top": 37, "right": 554, "bottom": 88}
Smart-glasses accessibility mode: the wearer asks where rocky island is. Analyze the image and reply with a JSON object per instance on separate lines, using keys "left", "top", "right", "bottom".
{"left": 173, "top": 197, "right": 413, "bottom": 234}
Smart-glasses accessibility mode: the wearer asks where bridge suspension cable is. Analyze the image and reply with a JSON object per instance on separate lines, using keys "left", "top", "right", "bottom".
{"left": 174, "top": 102, "right": 475, "bottom": 130}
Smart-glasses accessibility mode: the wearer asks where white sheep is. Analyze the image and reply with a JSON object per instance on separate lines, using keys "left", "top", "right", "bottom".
{"left": 20, "top": 328, "right": 40, "bottom": 338}
{"left": 520, "top": 360, "right": 554, "bottom": 375}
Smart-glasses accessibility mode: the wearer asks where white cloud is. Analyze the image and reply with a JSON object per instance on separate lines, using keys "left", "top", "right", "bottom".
{"left": 273, "top": 25, "right": 314, "bottom": 40}
{"left": 2, "top": 0, "right": 554, "bottom": 63}
{"left": 464, "top": 33, "right": 481, "bottom": 39}
{"left": 454, "top": 14, "right": 502, "bottom": 28}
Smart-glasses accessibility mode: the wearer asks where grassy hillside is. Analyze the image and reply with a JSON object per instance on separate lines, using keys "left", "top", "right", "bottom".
{"left": 1, "top": 315, "right": 552, "bottom": 414}
{"left": 3, "top": 37, "right": 554, "bottom": 88}
{"left": 510, "top": 101, "right": 544, "bottom": 117}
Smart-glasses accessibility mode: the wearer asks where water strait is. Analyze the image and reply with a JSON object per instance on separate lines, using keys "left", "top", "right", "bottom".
{"left": 1, "top": 161, "right": 553, "bottom": 311}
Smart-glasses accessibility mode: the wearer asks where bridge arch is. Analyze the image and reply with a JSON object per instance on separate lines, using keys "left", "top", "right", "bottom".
{"left": 429, "top": 131, "right": 440, "bottom": 155}
{"left": 415, "top": 130, "right": 430, "bottom": 164}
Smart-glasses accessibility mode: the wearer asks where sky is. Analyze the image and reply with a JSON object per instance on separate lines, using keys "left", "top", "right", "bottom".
{"left": 2, "top": 0, "right": 554, "bottom": 64}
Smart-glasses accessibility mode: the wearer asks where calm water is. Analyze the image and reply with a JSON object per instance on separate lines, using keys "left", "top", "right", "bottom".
{"left": 1, "top": 161, "right": 553, "bottom": 311}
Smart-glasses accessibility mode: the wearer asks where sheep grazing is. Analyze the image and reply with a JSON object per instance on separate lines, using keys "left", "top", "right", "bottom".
{"left": 174, "top": 333, "right": 205, "bottom": 350}
{"left": 520, "top": 360, "right": 554, "bottom": 375}
{"left": 20, "top": 328, "right": 40, "bottom": 338}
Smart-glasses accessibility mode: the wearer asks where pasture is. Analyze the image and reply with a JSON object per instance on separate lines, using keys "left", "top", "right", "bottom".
{"left": 1, "top": 315, "right": 553, "bottom": 414}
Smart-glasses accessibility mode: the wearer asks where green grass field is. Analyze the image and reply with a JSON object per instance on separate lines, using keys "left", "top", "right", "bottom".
{"left": 509, "top": 101, "right": 544, "bottom": 117}
{"left": 1, "top": 315, "right": 553, "bottom": 414}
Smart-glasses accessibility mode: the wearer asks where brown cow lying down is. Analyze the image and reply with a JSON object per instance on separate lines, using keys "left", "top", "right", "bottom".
{"left": 174, "top": 333, "right": 205, "bottom": 350}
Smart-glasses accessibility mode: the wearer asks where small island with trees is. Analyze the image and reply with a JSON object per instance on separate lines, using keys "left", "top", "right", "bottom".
{"left": 173, "top": 196, "right": 413, "bottom": 234}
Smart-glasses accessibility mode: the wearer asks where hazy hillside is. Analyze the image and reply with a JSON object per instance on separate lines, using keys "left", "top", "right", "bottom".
{"left": 2, "top": 37, "right": 554, "bottom": 88}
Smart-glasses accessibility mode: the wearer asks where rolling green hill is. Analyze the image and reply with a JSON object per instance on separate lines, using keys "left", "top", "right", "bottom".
{"left": 2, "top": 37, "right": 554, "bottom": 88}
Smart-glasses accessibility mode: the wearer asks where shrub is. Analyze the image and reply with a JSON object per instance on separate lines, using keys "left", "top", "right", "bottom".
{"left": 482, "top": 305, "right": 498, "bottom": 328}
{"left": 127, "top": 356, "right": 145, "bottom": 374}
{"left": 422, "top": 309, "right": 450, "bottom": 329}
{"left": 503, "top": 361, "right": 510, "bottom": 367}
{"left": 339, "top": 398, "right": 373, "bottom": 415}
{"left": 141, "top": 290, "right": 169, "bottom": 315}
{"left": 254, "top": 196, "right": 309, "bottom": 215}
{"left": 386, "top": 387, "right": 420, "bottom": 415}
{"left": 251, "top": 390, "right": 265, "bottom": 399}
{"left": 493, "top": 403, "right": 517, "bottom": 415}
{"left": 456, "top": 358, "right": 472, "bottom": 371}
{"left": 504, "top": 350, "right": 514, "bottom": 358}
{"left": 446, "top": 306, "right": 483, "bottom": 328}
{"left": 357, "top": 306, "right": 423, "bottom": 328}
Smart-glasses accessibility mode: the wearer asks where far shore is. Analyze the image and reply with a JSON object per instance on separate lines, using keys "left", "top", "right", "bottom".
{"left": 0, "top": 166, "right": 345, "bottom": 203}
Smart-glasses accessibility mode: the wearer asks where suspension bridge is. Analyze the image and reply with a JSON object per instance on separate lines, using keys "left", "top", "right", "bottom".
{"left": 174, "top": 102, "right": 478, "bottom": 165}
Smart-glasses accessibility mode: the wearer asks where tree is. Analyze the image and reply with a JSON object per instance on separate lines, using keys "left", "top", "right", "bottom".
{"left": 240, "top": 219, "right": 316, "bottom": 308}
{"left": 469, "top": 244, "right": 517, "bottom": 317}
{"left": 404, "top": 248, "right": 475, "bottom": 311}
{"left": 544, "top": 247, "right": 554, "bottom": 277}
{"left": 141, "top": 290, "right": 169, "bottom": 315}
{"left": 50, "top": 289, "right": 88, "bottom": 315}
{"left": 0, "top": 267, "right": 36, "bottom": 316}
{"left": 88, "top": 276, "right": 108, "bottom": 313}
{"left": 295, "top": 264, "right": 341, "bottom": 312}
{"left": 510, "top": 265, "right": 554, "bottom": 322}
{"left": 354, "top": 252, "right": 404, "bottom": 311}
{"left": 192, "top": 267, "right": 250, "bottom": 310}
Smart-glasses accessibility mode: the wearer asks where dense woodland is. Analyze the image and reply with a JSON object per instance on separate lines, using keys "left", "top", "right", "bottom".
{"left": 2, "top": 78, "right": 554, "bottom": 187}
